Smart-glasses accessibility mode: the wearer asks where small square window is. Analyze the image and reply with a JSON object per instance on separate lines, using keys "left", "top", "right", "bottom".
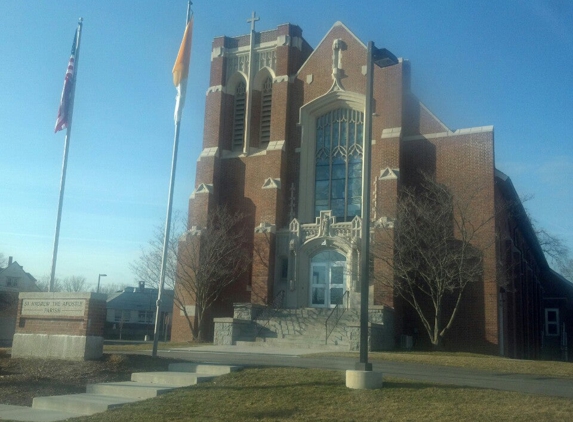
{"left": 545, "top": 308, "right": 560, "bottom": 337}
{"left": 6, "top": 277, "right": 19, "bottom": 287}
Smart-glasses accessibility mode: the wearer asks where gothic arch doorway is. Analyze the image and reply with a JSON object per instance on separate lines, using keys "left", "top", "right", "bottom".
{"left": 309, "top": 250, "right": 346, "bottom": 308}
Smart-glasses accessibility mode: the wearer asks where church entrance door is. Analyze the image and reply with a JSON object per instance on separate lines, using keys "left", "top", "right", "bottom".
{"left": 310, "top": 250, "right": 346, "bottom": 308}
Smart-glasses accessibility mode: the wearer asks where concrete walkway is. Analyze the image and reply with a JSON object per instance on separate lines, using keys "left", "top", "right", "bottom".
{"left": 155, "top": 344, "right": 573, "bottom": 399}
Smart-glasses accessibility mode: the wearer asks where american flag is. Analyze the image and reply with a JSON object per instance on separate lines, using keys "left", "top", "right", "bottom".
{"left": 54, "top": 29, "right": 79, "bottom": 133}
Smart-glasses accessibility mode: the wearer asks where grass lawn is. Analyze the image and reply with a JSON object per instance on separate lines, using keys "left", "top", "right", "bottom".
{"left": 102, "top": 342, "right": 197, "bottom": 353}
{"left": 319, "top": 351, "right": 573, "bottom": 379}
{"left": 71, "top": 367, "right": 573, "bottom": 421}
{"left": 103, "top": 342, "right": 573, "bottom": 378}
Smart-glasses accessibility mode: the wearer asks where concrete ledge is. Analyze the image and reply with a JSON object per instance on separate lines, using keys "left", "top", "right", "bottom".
{"left": 12, "top": 334, "right": 103, "bottom": 360}
{"left": 168, "top": 363, "right": 241, "bottom": 374}
{"left": 86, "top": 382, "right": 175, "bottom": 399}
{"left": 0, "top": 404, "right": 83, "bottom": 421}
{"left": 346, "top": 370, "right": 383, "bottom": 389}
{"left": 131, "top": 371, "right": 214, "bottom": 386}
{"left": 33, "top": 393, "right": 138, "bottom": 416}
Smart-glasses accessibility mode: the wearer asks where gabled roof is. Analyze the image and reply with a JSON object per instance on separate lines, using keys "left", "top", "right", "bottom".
{"left": 0, "top": 261, "right": 38, "bottom": 289}
{"left": 107, "top": 288, "right": 174, "bottom": 313}
{"left": 495, "top": 169, "right": 548, "bottom": 270}
{"left": 296, "top": 21, "right": 366, "bottom": 78}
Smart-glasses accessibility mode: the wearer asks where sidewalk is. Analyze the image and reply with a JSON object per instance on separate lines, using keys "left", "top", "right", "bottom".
{"left": 155, "top": 344, "right": 573, "bottom": 399}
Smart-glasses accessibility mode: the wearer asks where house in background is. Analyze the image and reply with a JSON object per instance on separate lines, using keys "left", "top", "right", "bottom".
{"left": 105, "top": 281, "right": 173, "bottom": 341}
{"left": 0, "top": 257, "right": 40, "bottom": 344}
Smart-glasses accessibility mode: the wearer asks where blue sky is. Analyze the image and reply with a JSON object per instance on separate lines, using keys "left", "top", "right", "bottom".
{"left": 1, "top": 1, "right": 572, "bottom": 290}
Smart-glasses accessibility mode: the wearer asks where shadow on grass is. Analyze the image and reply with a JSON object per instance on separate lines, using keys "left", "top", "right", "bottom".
{"left": 192, "top": 378, "right": 477, "bottom": 393}
{"left": 236, "top": 408, "right": 299, "bottom": 419}
{"left": 382, "top": 380, "right": 474, "bottom": 391}
{"left": 196, "top": 380, "right": 340, "bottom": 391}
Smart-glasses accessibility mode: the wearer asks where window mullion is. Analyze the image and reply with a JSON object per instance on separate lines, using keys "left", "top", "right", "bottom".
{"left": 328, "top": 111, "right": 333, "bottom": 211}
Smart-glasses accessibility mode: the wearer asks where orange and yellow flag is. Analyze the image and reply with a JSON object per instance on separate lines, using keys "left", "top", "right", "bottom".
{"left": 173, "top": 16, "right": 193, "bottom": 88}
{"left": 173, "top": 16, "right": 193, "bottom": 122}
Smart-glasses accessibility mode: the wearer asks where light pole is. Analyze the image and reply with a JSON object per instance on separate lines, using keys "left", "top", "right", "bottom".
{"left": 97, "top": 273, "right": 107, "bottom": 293}
{"left": 346, "top": 41, "right": 397, "bottom": 390}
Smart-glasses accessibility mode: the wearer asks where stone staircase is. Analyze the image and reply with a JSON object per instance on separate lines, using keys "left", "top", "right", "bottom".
{"left": 235, "top": 308, "right": 362, "bottom": 351}
{"left": 0, "top": 363, "right": 240, "bottom": 422}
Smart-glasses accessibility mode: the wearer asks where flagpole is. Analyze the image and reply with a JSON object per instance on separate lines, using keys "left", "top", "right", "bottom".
{"left": 50, "top": 18, "right": 83, "bottom": 292}
{"left": 152, "top": 1, "right": 193, "bottom": 358}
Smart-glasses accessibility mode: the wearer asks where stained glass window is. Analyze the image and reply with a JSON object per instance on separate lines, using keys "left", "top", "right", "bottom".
{"left": 314, "top": 109, "right": 364, "bottom": 221}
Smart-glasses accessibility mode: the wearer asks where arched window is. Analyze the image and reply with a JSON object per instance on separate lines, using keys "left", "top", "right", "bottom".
{"left": 259, "top": 77, "right": 273, "bottom": 145}
{"left": 232, "top": 81, "right": 246, "bottom": 151}
{"left": 314, "top": 108, "right": 364, "bottom": 221}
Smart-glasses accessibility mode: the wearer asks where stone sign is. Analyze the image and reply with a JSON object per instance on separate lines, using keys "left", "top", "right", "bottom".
{"left": 21, "top": 299, "right": 86, "bottom": 317}
{"left": 12, "top": 292, "right": 106, "bottom": 361}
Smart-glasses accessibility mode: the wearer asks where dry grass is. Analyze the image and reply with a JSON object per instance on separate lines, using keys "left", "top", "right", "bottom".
{"left": 71, "top": 367, "right": 573, "bottom": 421}
{"left": 102, "top": 341, "right": 198, "bottom": 353}
{"left": 370, "top": 352, "right": 573, "bottom": 378}
{"left": 315, "top": 351, "right": 573, "bottom": 379}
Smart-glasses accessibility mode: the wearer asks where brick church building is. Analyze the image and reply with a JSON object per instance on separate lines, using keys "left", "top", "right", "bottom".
{"left": 171, "top": 20, "right": 571, "bottom": 359}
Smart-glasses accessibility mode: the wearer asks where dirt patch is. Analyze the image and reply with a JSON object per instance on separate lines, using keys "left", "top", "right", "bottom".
{"left": 0, "top": 349, "right": 183, "bottom": 407}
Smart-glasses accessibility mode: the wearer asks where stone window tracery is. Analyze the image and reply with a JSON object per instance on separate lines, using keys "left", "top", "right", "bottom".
{"left": 314, "top": 108, "right": 364, "bottom": 221}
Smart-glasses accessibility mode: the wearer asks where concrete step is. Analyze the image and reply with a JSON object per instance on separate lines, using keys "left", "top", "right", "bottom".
{"left": 32, "top": 393, "right": 139, "bottom": 416}
{"left": 131, "top": 371, "right": 215, "bottom": 386}
{"left": 0, "top": 404, "right": 83, "bottom": 422}
{"left": 11, "top": 365, "right": 243, "bottom": 421}
{"left": 86, "top": 381, "right": 176, "bottom": 399}
{"left": 167, "top": 363, "right": 241, "bottom": 375}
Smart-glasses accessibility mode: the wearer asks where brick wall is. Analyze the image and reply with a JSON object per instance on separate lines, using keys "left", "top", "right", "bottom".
{"left": 172, "top": 21, "right": 541, "bottom": 354}
{"left": 15, "top": 293, "right": 106, "bottom": 337}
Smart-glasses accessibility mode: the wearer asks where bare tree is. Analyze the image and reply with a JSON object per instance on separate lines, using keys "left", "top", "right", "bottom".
{"left": 559, "top": 258, "right": 573, "bottom": 281}
{"left": 178, "top": 207, "right": 251, "bottom": 340}
{"left": 0, "top": 291, "right": 17, "bottom": 312}
{"left": 132, "top": 207, "right": 251, "bottom": 341}
{"left": 0, "top": 253, "right": 6, "bottom": 268}
{"left": 36, "top": 275, "right": 62, "bottom": 292}
{"left": 372, "top": 174, "right": 494, "bottom": 348}
{"left": 131, "top": 218, "right": 181, "bottom": 292}
{"left": 523, "top": 198, "right": 573, "bottom": 281}
{"left": 536, "top": 228, "right": 573, "bottom": 278}
{"left": 61, "top": 276, "right": 89, "bottom": 292}
{"left": 97, "top": 283, "right": 127, "bottom": 295}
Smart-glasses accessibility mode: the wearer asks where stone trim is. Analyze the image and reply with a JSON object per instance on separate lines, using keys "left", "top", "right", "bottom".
{"left": 262, "top": 178, "right": 281, "bottom": 190}
{"left": 381, "top": 127, "right": 402, "bottom": 139}
{"left": 255, "top": 222, "right": 276, "bottom": 234}
{"left": 206, "top": 85, "right": 224, "bottom": 95}
{"left": 403, "top": 125, "right": 494, "bottom": 141}
{"left": 190, "top": 183, "right": 213, "bottom": 199}
{"left": 378, "top": 167, "right": 399, "bottom": 180}
{"left": 197, "top": 147, "right": 220, "bottom": 161}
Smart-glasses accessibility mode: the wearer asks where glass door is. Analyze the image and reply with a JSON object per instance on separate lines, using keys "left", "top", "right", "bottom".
{"left": 310, "top": 264, "right": 327, "bottom": 307}
{"left": 310, "top": 250, "right": 346, "bottom": 308}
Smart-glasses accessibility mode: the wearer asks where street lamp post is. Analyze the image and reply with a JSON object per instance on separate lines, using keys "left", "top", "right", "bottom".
{"left": 346, "top": 41, "right": 397, "bottom": 390}
{"left": 97, "top": 273, "right": 107, "bottom": 293}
